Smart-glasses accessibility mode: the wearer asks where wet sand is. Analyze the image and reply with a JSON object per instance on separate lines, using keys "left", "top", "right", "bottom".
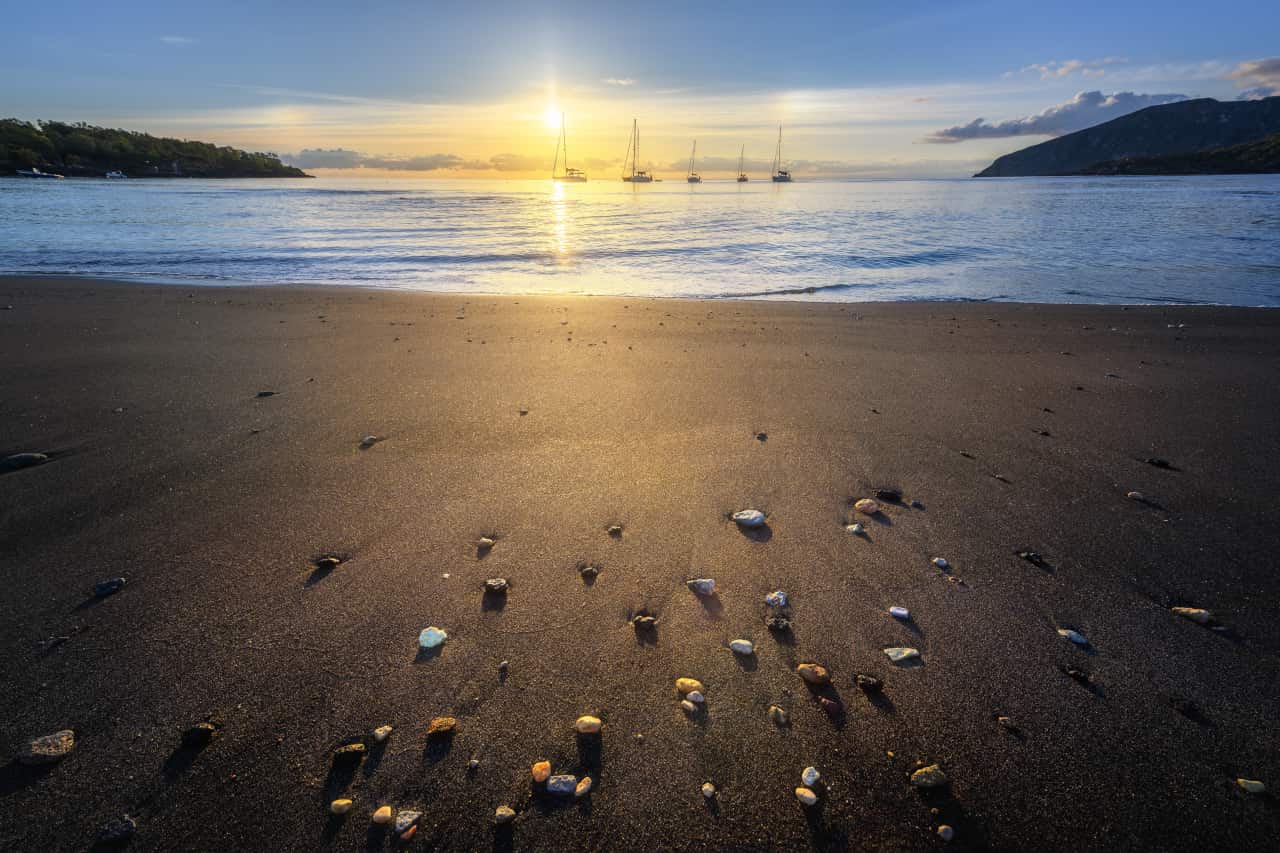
{"left": 1, "top": 276, "right": 1278, "bottom": 851}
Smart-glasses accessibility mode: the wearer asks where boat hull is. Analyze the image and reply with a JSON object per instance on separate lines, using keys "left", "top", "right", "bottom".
{"left": 622, "top": 176, "right": 653, "bottom": 183}
{"left": 554, "top": 175, "right": 588, "bottom": 183}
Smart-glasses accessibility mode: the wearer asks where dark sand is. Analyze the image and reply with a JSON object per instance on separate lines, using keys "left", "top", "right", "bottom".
{"left": 2, "top": 277, "right": 1278, "bottom": 851}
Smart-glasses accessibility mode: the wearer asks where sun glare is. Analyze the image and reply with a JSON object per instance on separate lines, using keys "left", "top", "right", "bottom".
{"left": 544, "top": 107, "right": 561, "bottom": 129}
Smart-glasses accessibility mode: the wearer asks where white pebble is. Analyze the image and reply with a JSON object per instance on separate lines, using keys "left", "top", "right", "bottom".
{"left": 765, "top": 590, "right": 788, "bottom": 608}
{"left": 702, "top": 782, "right": 716, "bottom": 798}
{"left": 687, "top": 578, "right": 716, "bottom": 595}
{"left": 418, "top": 627, "right": 447, "bottom": 649}
{"left": 889, "top": 606, "right": 910, "bottom": 619}
{"left": 686, "top": 691, "right": 705, "bottom": 704}
{"left": 802, "top": 766, "right": 820, "bottom": 786}
{"left": 729, "top": 639, "right": 755, "bottom": 655}
{"left": 1058, "top": 628, "right": 1088, "bottom": 645}
{"left": 495, "top": 805, "right": 515, "bottom": 823}
{"left": 884, "top": 647, "right": 920, "bottom": 663}
{"left": 846, "top": 523, "right": 865, "bottom": 535}
{"left": 931, "top": 557, "right": 949, "bottom": 569}
{"left": 547, "top": 774, "right": 576, "bottom": 795}
{"left": 680, "top": 699, "right": 697, "bottom": 714}
{"left": 372, "top": 725, "right": 393, "bottom": 742}
{"left": 732, "top": 509, "right": 766, "bottom": 527}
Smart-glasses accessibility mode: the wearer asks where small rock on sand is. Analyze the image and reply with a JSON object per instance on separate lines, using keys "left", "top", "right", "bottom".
{"left": 373, "top": 725, "right": 393, "bottom": 742}
{"left": 846, "top": 523, "right": 865, "bottom": 535}
{"left": 607, "top": 525, "right": 624, "bottom": 538}
{"left": 94, "top": 578, "right": 126, "bottom": 598}
{"left": 910, "top": 764, "right": 948, "bottom": 788}
{"left": 769, "top": 705, "right": 790, "bottom": 726}
{"left": 1172, "top": 607, "right": 1212, "bottom": 624}
{"left": 315, "top": 555, "right": 341, "bottom": 570}
{"left": 495, "top": 805, "right": 516, "bottom": 823}
{"left": 676, "top": 678, "right": 705, "bottom": 695}
{"left": 931, "top": 557, "right": 949, "bottom": 570}
{"left": 765, "top": 590, "right": 788, "bottom": 608}
{"left": 802, "top": 766, "right": 820, "bottom": 786}
{"left": 632, "top": 614, "right": 658, "bottom": 630}
{"left": 766, "top": 615, "right": 793, "bottom": 632}
{"left": 359, "top": 435, "right": 379, "bottom": 448}
{"left": 884, "top": 647, "right": 920, "bottom": 663}
{"left": 854, "top": 498, "right": 881, "bottom": 515}
{"left": 938, "top": 824, "right": 955, "bottom": 841}
{"left": 418, "top": 627, "right": 447, "bottom": 649}
{"left": 687, "top": 578, "right": 716, "bottom": 595}
{"left": 795, "top": 787, "right": 818, "bottom": 806}
{"left": 729, "top": 639, "right": 755, "bottom": 655}
{"left": 547, "top": 774, "right": 577, "bottom": 795}
{"left": 2, "top": 452, "right": 49, "bottom": 470}
{"left": 97, "top": 816, "right": 137, "bottom": 843}
{"left": 702, "top": 782, "right": 716, "bottom": 798}
{"left": 478, "top": 536, "right": 496, "bottom": 552}
{"left": 575, "top": 776, "right": 593, "bottom": 797}
{"left": 579, "top": 564, "right": 600, "bottom": 579}
{"left": 889, "top": 606, "right": 909, "bottom": 619}
{"left": 1057, "top": 628, "right": 1089, "bottom": 646}
{"left": 483, "top": 578, "right": 509, "bottom": 593}
{"left": 532, "top": 760, "right": 551, "bottom": 783}
{"left": 330, "top": 799, "right": 353, "bottom": 815}
{"left": 732, "top": 509, "right": 766, "bottom": 527}
{"left": 427, "top": 717, "right": 457, "bottom": 738}
{"left": 1237, "top": 778, "right": 1266, "bottom": 794}
{"left": 332, "top": 743, "right": 366, "bottom": 764}
{"left": 855, "top": 674, "right": 883, "bottom": 692}
{"left": 1126, "top": 490, "right": 1144, "bottom": 501}
{"left": 395, "top": 810, "right": 421, "bottom": 833}
{"left": 680, "top": 699, "right": 698, "bottom": 714}
{"left": 181, "top": 722, "right": 219, "bottom": 747}
{"left": 686, "top": 691, "right": 705, "bottom": 704}
{"left": 796, "top": 663, "right": 831, "bottom": 685}
{"left": 371, "top": 806, "right": 392, "bottom": 824}
{"left": 574, "top": 715, "right": 602, "bottom": 734}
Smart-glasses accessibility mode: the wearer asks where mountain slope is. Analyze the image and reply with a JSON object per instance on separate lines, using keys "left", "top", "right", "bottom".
{"left": 1077, "top": 132, "right": 1280, "bottom": 175}
{"left": 975, "top": 97, "right": 1280, "bottom": 177}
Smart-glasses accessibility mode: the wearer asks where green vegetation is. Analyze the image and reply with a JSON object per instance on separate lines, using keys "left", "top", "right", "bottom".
{"left": 1078, "top": 133, "right": 1280, "bottom": 176}
{"left": 1, "top": 119, "right": 310, "bottom": 178}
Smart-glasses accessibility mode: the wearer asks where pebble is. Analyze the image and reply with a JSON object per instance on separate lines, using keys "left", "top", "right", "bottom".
{"left": 495, "top": 805, "right": 516, "bottom": 824}
{"left": 681, "top": 699, "right": 698, "bottom": 714}
{"left": 94, "top": 578, "right": 126, "bottom": 598}
{"left": 97, "top": 816, "right": 137, "bottom": 843}
{"left": 359, "top": 435, "right": 379, "bottom": 448}
{"left": 483, "top": 578, "right": 509, "bottom": 593}
{"left": 532, "top": 760, "right": 551, "bottom": 783}
{"left": 579, "top": 564, "right": 600, "bottom": 579}
{"left": 766, "top": 615, "right": 793, "bottom": 632}
{"left": 418, "top": 626, "right": 448, "bottom": 649}
{"left": 607, "top": 524, "right": 624, "bottom": 537}
{"left": 315, "top": 555, "right": 341, "bottom": 570}
{"left": 372, "top": 725, "right": 393, "bottom": 742}
{"left": 769, "top": 705, "right": 790, "bottom": 726}
{"left": 910, "top": 499, "right": 924, "bottom": 509}
{"left": 855, "top": 674, "right": 884, "bottom": 692}
{"left": 846, "top": 523, "right": 865, "bottom": 535}
{"left": 478, "top": 536, "right": 496, "bottom": 551}
{"left": 574, "top": 715, "right": 602, "bottom": 734}
{"left": 702, "top": 782, "right": 716, "bottom": 798}
{"left": 889, "top": 606, "right": 910, "bottom": 619}
{"left": 3, "top": 452, "right": 49, "bottom": 469}
{"left": 795, "top": 787, "right": 818, "bottom": 806}
{"left": 1058, "top": 628, "right": 1089, "bottom": 646}
{"left": 332, "top": 743, "right": 367, "bottom": 764}
{"left": 765, "top": 590, "right": 788, "bottom": 608}
{"left": 181, "top": 722, "right": 219, "bottom": 747}
{"left": 372, "top": 805, "right": 393, "bottom": 824}
{"left": 729, "top": 639, "right": 754, "bottom": 655}
{"left": 820, "top": 697, "right": 843, "bottom": 717}
{"left": 796, "top": 663, "right": 831, "bottom": 685}
{"left": 330, "top": 799, "right": 353, "bottom": 815}
{"left": 427, "top": 716, "right": 457, "bottom": 737}
{"left": 686, "top": 691, "right": 705, "bottom": 704}
{"left": 499, "top": 660, "right": 510, "bottom": 673}
{"left": 802, "top": 766, "right": 820, "bottom": 786}
{"left": 1237, "top": 778, "right": 1266, "bottom": 794}
{"left": 1126, "top": 490, "right": 1144, "bottom": 501}
{"left": 632, "top": 614, "right": 658, "bottom": 630}
{"left": 884, "top": 647, "right": 920, "bottom": 663}
{"left": 854, "top": 498, "right": 881, "bottom": 514}
{"left": 686, "top": 578, "right": 716, "bottom": 595}
{"left": 547, "top": 774, "right": 577, "bottom": 795}
{"left": 910, "top": 764, "right": 948, "bottom": 788}
{"left": 1172, "top": 606, "right": 1212, "bottom": 624}
{"left": 732, "top": 509, "right": 766, "bottom": 527}
{"left": 400, "top": 826, "right": 417, "bottom": 842}
{"left": 675, "top": 677, "right": 705, "bottom": 695}
{"left": 938, "top": 824, "right": 955, "bottom": 841}
{"left": 468, "top": 758, "right": 480, "bottom": 770}
{"left": 574, "top": 776, "right": 593, "bottom": 797}
{"left": 255, "top": 390, "right": 276, "bottom": 398}
{"left": 931, "top": 557, "right": 949, "bottom": 570}
{"left": 395, "top": 810, "right": 421, "bottom": 833}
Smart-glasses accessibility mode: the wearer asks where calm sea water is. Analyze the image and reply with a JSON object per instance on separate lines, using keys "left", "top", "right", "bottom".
{"left": 2, "top": 175, "right": 1278, "bottom": 305}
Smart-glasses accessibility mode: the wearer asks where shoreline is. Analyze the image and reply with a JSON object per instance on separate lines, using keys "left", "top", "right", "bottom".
{"left": 2, "top": 277, "right": 1278, "bottom": 850}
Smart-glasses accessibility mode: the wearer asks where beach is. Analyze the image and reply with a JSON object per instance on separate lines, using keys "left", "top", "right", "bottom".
{"left": 2, "top": 276, "right": 1278, "bottom": 851}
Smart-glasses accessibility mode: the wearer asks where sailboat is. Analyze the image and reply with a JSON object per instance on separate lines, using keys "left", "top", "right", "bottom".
{"left": 771, "top": 125, "right": 793, "bottom": 182}
{"left": 551, "top": 114, "right": 587, "bottom": 182}
{"left": 686, "top": 140, "right": 702, "bottom": 183}
{"left": 736, "top": 145, "right": 748, "bottom": 182}
{"left": 621, "top": 119, "right": 654, "bottom": 183}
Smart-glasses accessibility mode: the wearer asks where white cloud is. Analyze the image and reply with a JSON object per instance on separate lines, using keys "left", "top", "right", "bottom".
{"left": 1225, "top": 57, "right": 1280, "bottom": 99}
{"left": 1006, "top": 58, "right": 1126, "bottom": 80}
{"left": 160, "top": 35, "right": 195, "bottom": 46}
{"left": 922, "top": 90, "right": 1188, "bottom": 143}
{"left": 602, "top": 77, "right": 635, "bottom": 87}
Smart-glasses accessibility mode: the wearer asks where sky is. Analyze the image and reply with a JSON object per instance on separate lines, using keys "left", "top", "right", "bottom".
{"left": 3, "top": 0, "right": 1279, "bottom": 178}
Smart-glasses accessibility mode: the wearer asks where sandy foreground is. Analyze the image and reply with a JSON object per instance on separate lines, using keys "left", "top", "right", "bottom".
{"left": 1, "top": 277, "right": 1278, "bottom": 851}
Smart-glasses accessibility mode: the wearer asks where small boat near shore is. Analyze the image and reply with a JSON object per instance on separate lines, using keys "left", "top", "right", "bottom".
{"left": 771, "top": 126, "right": 793, "bottom": 182}
{"left": 105, "top": 170, "right": 127, "bottom": 179}
{"left": 551, "top": 114, "right": 587, "bottom": 182}
{"left": 621, "top": 119, "right": 654, "bottom": 183}
{"left": 736, "top": 145, "right": 749, "bottom": 182}
{"left": 686, "top": 140, "right": 702, "bottom": 183}
{"left": 17, "top": 167, "right": 64, "bottom": 179}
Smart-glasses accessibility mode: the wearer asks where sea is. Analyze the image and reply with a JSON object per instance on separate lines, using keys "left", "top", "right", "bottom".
{"left": 2, "top": 175, "right": 1278, "bottom": 305}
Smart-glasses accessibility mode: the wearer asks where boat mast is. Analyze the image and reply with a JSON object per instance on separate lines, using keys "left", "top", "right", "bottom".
{"left": 552, "top": 122, "right": 562, "bottom": 179}
{"left": 561, "top": 114, "right": 569, "bottom": 174}
{"left": 739, "top": 144, "right": 744, "bottom": 176}
{"left": 688, "top": 140, "right": 696, "bottom": 177}
{"left": 774, "top": 125, "right": 782, "bottom": 175}
{"left": 634, "top": 119, "right": 639, "bottom": 178}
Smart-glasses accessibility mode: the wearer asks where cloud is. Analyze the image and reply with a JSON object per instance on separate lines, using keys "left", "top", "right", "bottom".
{"left": 488, "top": 152, "right": 543, "bottom": 172}
{"left": 922, "top": 90, "right": 1188, "bottom": 143}
{"left": 1226, "top": 57, "right": 1280, "bottom": 99}
{"left": 1006, "top": 58, "right": 1126, "bottom": 79}
{"left": 602, "top": 77, "right": 635, "bottom": 87}
{"left": 160, "top": 35, "right": 195, "bottom": 46}
{"left": 287, "top": 149, "right": 540, "bottom": 172}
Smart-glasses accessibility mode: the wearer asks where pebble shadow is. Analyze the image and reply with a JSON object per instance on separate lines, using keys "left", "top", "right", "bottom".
{"left": 694, "top": 593, "right": 724, "bottom": 619}
{"left": 736, "top": 523, "right": 773, "bottom": 543}
{"left": 481, "top": 589, "right": 508, "bottom": 613}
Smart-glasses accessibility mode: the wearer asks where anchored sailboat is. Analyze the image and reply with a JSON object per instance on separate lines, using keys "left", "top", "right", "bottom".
{"left": 621, "top": 119, "right": 654, "bottom": 183}
{"left": 686, "top": 140, "right": 702, "bottom": 183}
{"left": 771, "top": 125, "right": 793, "bottom": 182}
{"left": 736, "top": 145, "right": 748, "bottom": 182}
{"left": 551, "top": 114, "right": 587, "bottom": 182}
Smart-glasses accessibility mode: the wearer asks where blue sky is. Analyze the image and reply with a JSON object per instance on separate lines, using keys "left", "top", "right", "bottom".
{"left": 4, "top": 0, "right": 1278, "bottom": 176}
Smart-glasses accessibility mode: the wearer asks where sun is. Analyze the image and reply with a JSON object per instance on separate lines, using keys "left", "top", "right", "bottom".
{"left": 544, "top": 107, "right": 562, "bottom": 129}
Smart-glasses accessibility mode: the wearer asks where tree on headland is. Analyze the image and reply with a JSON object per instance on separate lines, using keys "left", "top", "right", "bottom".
{"left": 0, "top": 119, "right": 310, "bottom": 177}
